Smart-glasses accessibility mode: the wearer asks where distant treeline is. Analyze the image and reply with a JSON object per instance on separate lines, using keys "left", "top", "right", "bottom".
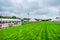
{"left": 0, "top": 16, "right": 20, "bottom": 19}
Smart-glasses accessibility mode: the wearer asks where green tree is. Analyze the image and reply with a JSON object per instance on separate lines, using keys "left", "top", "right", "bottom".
{"left": 23, "top": 18, "right": 30, "bottom": 20}
{"left": 23, "top": 18, "right": 30, "bottom": 22}
{"left": 0, "top": 16, "right": 3, "bottom": 18}
{"left": 12, "top": 16, "right": 17, "bottom": 19}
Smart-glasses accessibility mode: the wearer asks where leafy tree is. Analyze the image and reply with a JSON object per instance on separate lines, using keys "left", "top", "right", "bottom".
{"left": 0, "top": 16, "right": 3, "bottom": 18}
{"left": 23, "top": 18, "right": 30, "bottom": 22}
{"left": 0, "top": 16, "right": 17, "bottom": 19}
{"left": 48, "top": 19, "right": 52, "bottom": 21}
{"left": 12, "top": 16, "right": 17, "bottom": 19}
{"left": 24, "top": 18, "right": 30, "bottom": 20}
{"left": 23, "top": 18, "right": 30, "bottom": 20}
{"left": 41, "top": 19, "right": 52, "bottom": 21}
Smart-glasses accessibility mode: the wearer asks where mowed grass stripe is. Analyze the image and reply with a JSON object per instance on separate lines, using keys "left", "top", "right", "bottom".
{"left": 52, "top": 27, "right": 60, "bottom": 37}
{"left": 48, "top": 25, "right": 60, "bottom": 40}
{"left": 23, "top": 22, "right": 42, "bottom": 40}
{"left": 44, "top": 22, "right": 60, "bottom": 40}
{"left": 50, "top": 22, "right": 60, "bottom": 38}
{"left": 41, "top": 22, "right": 47, "bottom": 40}
{"left": 0, "top": 22, "right": 60, "bottom": 40}
{"left": 41, "top": 22, "right": 50, "bottom": 40}
{"left": 46, "top": 22, "right": 57, "bottom": 40}
{"left": 51, "top": 26, "right": 60, "bottom": 39}
{"left": 47, "top": 26, "right": 54, "bottom": 40}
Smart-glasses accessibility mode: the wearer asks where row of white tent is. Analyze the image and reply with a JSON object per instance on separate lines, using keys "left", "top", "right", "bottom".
{"left": 0, "top": 18, "right": 60, "bottom": 28}
{"left": 0, "top": 18, "right": 36, "bottom": 28}
{"left": 0, "top": 18, "right": 21, "bottom": 28}
{"left": 0, "top": 18, "right": 21, "bottom": 21}
{"left": 0, "top": 18, "right": 60, "bottom": 22}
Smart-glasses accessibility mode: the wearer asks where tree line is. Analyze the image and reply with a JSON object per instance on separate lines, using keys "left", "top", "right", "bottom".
{"left": 0, "top": 16, "right": 53, "bottom": 22}
{"left": 0, "top": 16, "right": 18, "bottom": 19}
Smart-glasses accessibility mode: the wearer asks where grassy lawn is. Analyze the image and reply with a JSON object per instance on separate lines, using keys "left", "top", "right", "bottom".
{"left": 0, "top": 22, "right": 60, "bottom": 40}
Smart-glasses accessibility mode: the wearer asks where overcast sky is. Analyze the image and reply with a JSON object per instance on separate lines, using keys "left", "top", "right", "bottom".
{"left": 0, "top": 0, "right": 60, "bottom": 19}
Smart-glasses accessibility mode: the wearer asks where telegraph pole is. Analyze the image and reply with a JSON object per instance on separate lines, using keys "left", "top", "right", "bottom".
{"left": 28, "top": 12, "right": 29, "bottom": 18}
{"left": 27, "top": 12, "right": 30, "bottom": 23}
{"left": 59, "top": 11, "right": 60, "bottom": 21}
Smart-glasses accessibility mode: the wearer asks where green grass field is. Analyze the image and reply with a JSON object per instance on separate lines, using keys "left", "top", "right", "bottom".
{"left": 0, "top": 22, "right": 60, "bottom": 40}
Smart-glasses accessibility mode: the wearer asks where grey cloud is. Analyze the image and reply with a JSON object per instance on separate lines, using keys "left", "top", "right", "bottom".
{"left": 47, "top": 0, "right": 60, "bottom": 6}
{"left": 0, "top": 0, "right": 60, "bottom": 18}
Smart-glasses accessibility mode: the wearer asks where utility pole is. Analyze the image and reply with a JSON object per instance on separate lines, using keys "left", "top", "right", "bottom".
{"left": 27, "top": 12, "right": 30, "bottom": 23}
{"left": 28, "top": 12, "right": 29, "bottom": 18}
{"left": 59, "top": 11, "right": 60, "bottom": 21}
{"left": 27, "top": 8, "right": 30, "bottom": 19}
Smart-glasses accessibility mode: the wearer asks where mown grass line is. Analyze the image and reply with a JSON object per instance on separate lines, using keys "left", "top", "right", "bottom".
{"left": 51, "top": 26, "right": 60, "bottom": 40}
{"left": 41, "top": 22, "right": 46, "bottom": 40}
{"left": 0, "top": 22, "right": 60, "bottom": 40}
{"left": 47, "top": 26, "right": 54, "bottom": 40}
{"left": 4, "top": 22, "right": 42, "bottom": 40}
{"left": 48, "top": 27, "right": 57, "bottom": 40}
{"left": 23, "top": 23, "right": 42, "bottom": 40}
{"left": 50, "top": 22, "right": 60, "bottom": 38}
{"left": 41, "top": 27, "right": 45, "bottom": 40}
{"left": 52, "top": 25, "right": 60, "bottom": 33}
{"left": 51, "top": 28, "right": 60, "bottom": 40}
{"left": 45, "top": 23, "right": 49, "bottom": 40}
{"left": 48, "top": 26, "right": 60, "bottom": 40}
{"left": 43, "top": 22, "right": 60, "bottom": 40}
{"left": 52, "top": 27, "right": 60, "bottom": 37}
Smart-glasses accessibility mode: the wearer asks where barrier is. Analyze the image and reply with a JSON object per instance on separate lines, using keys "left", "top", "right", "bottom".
{"left": 0, "top": 24, "right": 2, "bottom": 28}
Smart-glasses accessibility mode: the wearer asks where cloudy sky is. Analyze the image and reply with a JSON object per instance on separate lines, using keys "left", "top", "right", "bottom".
{"left": 0, "top": 0, "right": 60, "bottom": 19}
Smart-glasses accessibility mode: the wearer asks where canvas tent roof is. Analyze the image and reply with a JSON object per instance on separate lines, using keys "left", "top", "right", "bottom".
{"left": 51, "top": 18, "right": 60, "bottom": 22}
{"left": 29, "top": 19, "right": 36, "bottom": 22}
{"left": 0, "top": 18, "right": 21, "bottom": 21}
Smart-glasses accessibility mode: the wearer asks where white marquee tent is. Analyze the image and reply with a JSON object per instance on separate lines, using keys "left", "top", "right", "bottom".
{"left": 0, "top": 18, "right": 21, "bottom": 21}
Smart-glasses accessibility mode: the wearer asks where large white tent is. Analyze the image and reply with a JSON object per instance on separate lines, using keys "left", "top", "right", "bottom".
{"left": 0, "top": 18, "right": 21, "bottom": 21}
{"left": 0, "top": 18, "right": 21, "bottom": 28}
{"left": 29, "top": 18, "right": 36, "bottom": 22}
